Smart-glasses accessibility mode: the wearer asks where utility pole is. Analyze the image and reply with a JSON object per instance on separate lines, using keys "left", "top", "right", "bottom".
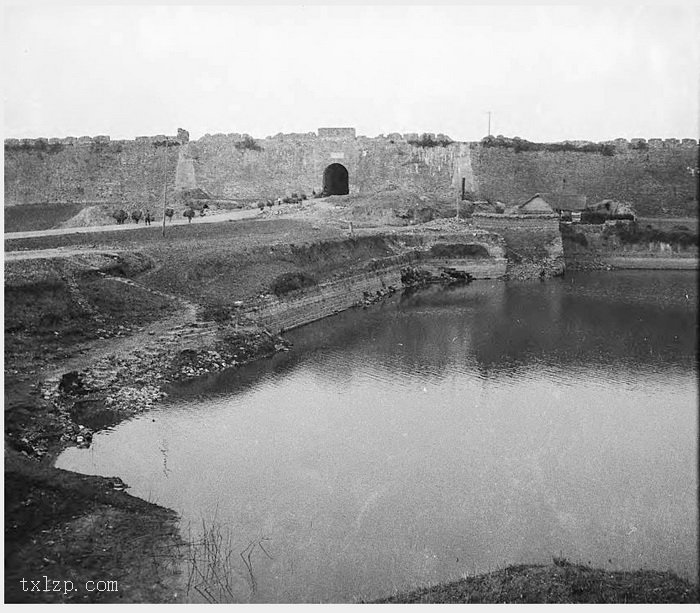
{"left": 160, "top": 140, "right": 168, "bottom": 237}
{"left": 487, "top": 111, "right": 492, "bottom": 137}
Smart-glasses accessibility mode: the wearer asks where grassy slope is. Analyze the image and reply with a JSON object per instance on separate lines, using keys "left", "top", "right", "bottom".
{"left": 4, "top": 202, "right": 85, "bottom": 232}
{"left": 376, "top": 561, "right": 697, "bottom": 604}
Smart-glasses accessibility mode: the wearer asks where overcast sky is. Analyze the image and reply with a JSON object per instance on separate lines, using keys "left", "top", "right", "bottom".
{"left": 3, "top": 3, "right": 699, "bottom": 142}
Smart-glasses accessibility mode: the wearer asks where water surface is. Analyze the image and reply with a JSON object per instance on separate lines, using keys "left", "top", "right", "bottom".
{"left": 56, "top": 271, "right": 698, "bottom": 602}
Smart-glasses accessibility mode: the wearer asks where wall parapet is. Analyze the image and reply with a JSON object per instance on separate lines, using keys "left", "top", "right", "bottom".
{"left": 5, "top": 130, "right": 698, "bottom": 151}
{"left": 5, "top": 131, "right": 186, "bottom": 149}
{"left": 318, "top": 127, "right": 356, "bottom": 139}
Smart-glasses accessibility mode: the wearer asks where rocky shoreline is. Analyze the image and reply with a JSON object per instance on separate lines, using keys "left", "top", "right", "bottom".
{"left": 37, "top": 323, "right": 290, "bottom": 461}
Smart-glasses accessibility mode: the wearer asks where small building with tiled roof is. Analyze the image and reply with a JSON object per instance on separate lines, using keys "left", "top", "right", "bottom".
{"left": 517, "top": 194, "right": 557, "bottom": 215}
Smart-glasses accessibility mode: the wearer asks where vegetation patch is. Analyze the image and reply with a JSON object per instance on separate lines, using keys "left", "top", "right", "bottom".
{"left": 481, "top": 135, "right": 616, "bottom": 156}
{"left": 560, "top": 224, "right": 589, "bottom": 247}
{"left": 581, "top": 211, "right": 635, "bottom": 224}
{"left": 270, "top": 271, "right": 317, "bottom": 296}
{"left": 429, "top": 243, "right": 490, "bottom": 258}
{"left": 375, "top": 560, "right": 697, "bottom": 604}
{"left": 4, "top": 202, "right": 86, "bottom": 232}
{"left": 407, "top": 133, "right": 453, "bottom": 148}
{"left": 606, "top": 222, "right": 699, "bottom": 247}
{"left": 234, "top": 135, "right": 263, "bottom": 152}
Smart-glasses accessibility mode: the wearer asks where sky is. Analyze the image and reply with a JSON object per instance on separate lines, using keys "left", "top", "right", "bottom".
{"left": 3, "top": 3, "right": 699, "bottom": 143}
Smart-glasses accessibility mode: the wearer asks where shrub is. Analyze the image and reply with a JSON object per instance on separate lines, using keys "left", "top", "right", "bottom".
{"left": 407, "top": 133, "right": 452, "bottom": 148}
{"left": 560, "top": 225, "right": 588, "bottom": 247}
{"left": 610, "top": 222, "right": 698, "bottom": 247}
{"left": 234, "top": 135, "right": 263, "bottom": 152}
{"left": 270, "top": 272, "right": 317, "bottom": 296}
{"left": 581, "top": 210, "right": 608, "bottom": 224}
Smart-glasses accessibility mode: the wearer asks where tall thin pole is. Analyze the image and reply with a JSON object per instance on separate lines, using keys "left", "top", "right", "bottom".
{"left": 161, "top": 142, "right": 168, "bottom": 237}
{"left": 487, "top": 111, "right": 492, "bottom": 137}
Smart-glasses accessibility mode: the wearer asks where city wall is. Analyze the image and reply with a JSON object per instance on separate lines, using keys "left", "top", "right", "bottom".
{"left": 472, "top": 142, "right": 698, "bottom": 218}
{"left": 4, "top": 135, "right": 182, "bottom": 209}
{"left": 4, "top": 130, "right": 698, "bottom": 219}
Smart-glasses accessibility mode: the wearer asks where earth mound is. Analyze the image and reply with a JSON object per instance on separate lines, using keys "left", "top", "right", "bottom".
{"left": 58, "top": 205, "right": 118, "bottom": 228}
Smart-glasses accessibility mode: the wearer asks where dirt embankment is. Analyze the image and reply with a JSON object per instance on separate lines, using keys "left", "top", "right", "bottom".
{"left": 4, "top": 243, "right": 292, "bottom": 603}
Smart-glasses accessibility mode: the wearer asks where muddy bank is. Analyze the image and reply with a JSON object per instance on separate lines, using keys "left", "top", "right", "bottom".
{"left": 4, "top": 449, "right": 183, "bottom": 603}
{"left": 4, "top": 316, "right": 289, "bottom": 603}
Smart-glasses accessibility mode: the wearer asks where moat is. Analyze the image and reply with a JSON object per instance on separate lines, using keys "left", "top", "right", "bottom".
{"left": 55, "top": 270, "right": 698, "bottom": 603}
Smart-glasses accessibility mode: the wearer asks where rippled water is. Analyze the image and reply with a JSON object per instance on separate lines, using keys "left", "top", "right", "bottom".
{"left": 56, "top": 271, "right": 698, "bottom": 602}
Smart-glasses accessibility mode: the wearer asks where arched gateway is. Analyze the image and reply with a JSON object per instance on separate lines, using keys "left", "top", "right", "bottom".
{"left": 323, "top": 163, "right": 349, "bottom": 196}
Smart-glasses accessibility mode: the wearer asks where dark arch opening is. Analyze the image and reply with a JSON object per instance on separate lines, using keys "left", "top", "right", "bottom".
{"left": 322, "top": 163, "right": 349, "bottom": 196}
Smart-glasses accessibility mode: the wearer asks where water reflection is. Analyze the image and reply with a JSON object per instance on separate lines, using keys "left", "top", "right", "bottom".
{"left": 57, "top": 271, "right": 698, "bottom": 602}
{"left": 174, "top": 271, "right": 697, "bottom": 400}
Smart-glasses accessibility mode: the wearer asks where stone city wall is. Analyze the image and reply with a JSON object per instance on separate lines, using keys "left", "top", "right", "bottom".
{"left": 187, "top": 132, "right": 469, "bottom": 201}
{"left": 4, "top": 135, "right": 182, "bottom": 209}
{"left": 5, "top": 129, "right": 697, "bottom": 220}
{"left": 470, "top": 141, "right": 698, "bottom": 218}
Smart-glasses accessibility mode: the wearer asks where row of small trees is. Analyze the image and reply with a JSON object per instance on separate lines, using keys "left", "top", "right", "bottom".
{"left": 112, "top": 208, "right": 175, "bottom": 224}
{"left": 257, "top": 193, "right": 308, "bottom": 210}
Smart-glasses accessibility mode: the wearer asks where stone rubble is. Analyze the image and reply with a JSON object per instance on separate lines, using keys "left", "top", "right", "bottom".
{"left": 40, "top": 322, "right": 290, "bottom": 454}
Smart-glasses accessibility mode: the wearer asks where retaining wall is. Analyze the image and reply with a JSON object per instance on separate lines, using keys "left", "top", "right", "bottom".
{"left": 472, "top": 215, "right": 565, "bottom": 277}
{"left": 562, "top": 222, "right": 699, "bottom": 269}
{"left": 250, "top": 256, "right": 507, "bottom": 333}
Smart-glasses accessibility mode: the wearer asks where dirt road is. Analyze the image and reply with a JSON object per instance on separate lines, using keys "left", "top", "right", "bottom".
{"left": 4, "top": 207, "right": 261, "bottom": 241}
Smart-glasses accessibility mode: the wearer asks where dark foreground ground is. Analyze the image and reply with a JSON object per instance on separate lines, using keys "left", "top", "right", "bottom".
{"left": 4, "top": 212, "right": 699, "bottom": 603}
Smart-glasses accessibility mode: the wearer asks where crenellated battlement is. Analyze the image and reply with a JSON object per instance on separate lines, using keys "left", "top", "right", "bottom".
{"left": 482, "top": 134, "right": 697, "bottom": 153}
{"left": 6, "top": 129, "right": 696, "bottom": 150}
{"left": 5, "top": 131, "right": 186, "bottom": 149}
